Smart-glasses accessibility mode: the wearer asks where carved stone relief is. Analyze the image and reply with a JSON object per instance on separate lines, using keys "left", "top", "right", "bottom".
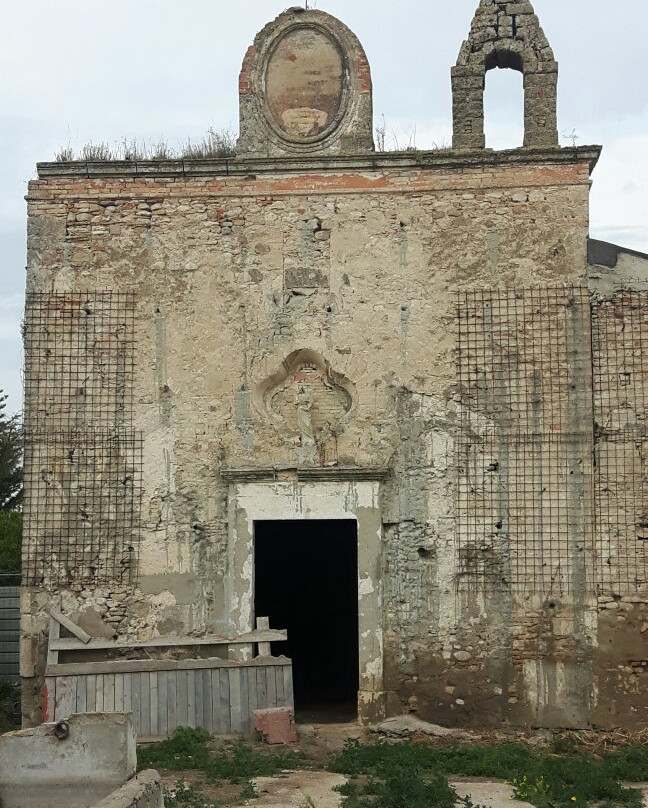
{"left": 254, "top": 349, "right": 355, "bottom": 464}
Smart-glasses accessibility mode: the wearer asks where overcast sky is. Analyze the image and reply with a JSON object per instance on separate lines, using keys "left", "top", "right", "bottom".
{"left": 1, "top": 0, "right": 647, "bottom": 414}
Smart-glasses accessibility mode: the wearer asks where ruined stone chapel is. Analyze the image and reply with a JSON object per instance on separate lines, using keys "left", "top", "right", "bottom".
{"left": 20, "top": 2, "right": 648, "bottom": 732}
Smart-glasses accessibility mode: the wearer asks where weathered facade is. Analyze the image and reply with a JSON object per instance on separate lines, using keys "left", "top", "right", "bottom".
{"left": 21, "top": 2, "right": 648, "bottom": 730}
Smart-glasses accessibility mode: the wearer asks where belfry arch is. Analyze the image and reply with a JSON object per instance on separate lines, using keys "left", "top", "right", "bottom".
{"left": 452, "top": 0, "right": 559, "bottom": 149}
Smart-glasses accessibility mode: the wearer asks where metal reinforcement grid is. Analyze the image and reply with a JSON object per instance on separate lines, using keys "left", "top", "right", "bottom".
{"left": 456, "top": 286, "right": 592, "bottom": 594}
{"left": 22, "top": 291, "right": 142, "bottom": 588}
{"left": 592, "top": 291, "right": 648, "bottom": 593}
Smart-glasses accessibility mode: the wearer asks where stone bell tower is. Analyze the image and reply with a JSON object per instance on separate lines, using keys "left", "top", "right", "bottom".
{"left": 452, "top": 0, "right": 559, "bottom": 149}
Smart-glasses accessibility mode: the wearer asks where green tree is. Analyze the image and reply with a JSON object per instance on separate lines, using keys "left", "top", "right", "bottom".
{"left": 0, "top": 393, "right": 22, "bottom": 511}
{"left": 0, "top": 510, "right": 22, "bottom": 583}
{"left": 0, "top": 392, "right": 22, "bottom": 582}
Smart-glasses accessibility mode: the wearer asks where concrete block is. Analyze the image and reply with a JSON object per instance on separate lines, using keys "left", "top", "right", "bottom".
{"left": 254, "top": 707, "right": 298, "bottom": 744}
{"left": 0, "top": 712, "right": 136, "bottom": 808}
{"left": 89, "top": 770, "right": 163, "bottom": 808}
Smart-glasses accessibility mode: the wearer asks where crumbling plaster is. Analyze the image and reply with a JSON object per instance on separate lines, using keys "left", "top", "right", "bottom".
{"left": 21, "top": 149, "right": 603, "bottom": 727}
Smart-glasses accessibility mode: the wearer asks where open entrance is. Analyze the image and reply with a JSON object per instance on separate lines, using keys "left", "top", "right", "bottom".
{"left": 254, "top": 519, "right": 359, "bottom": 722}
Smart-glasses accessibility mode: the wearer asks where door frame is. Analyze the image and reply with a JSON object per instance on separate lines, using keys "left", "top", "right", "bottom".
{"left": 227, "top": 479, "right": 384, "bottom": 724}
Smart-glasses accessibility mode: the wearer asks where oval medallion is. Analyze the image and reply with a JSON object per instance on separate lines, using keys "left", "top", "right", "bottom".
{"left": 265, "top": 26, "right": 344, "bottom": 140}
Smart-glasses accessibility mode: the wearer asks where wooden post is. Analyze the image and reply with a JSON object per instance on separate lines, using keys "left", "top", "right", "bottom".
{"left": 256, "top": 617, "right": 271, "bottom": 657}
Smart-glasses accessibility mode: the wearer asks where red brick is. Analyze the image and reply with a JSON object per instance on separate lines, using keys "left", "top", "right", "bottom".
{"left": 254, "top": 707, "right": 297, "bottom": 745}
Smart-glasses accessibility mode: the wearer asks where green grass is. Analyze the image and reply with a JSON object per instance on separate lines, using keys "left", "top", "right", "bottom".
{"left": 141, "top": 728, "right": 648, "bottom": 808}
{"left": 329, "top": 739, "right": 647, "bottom": 808}
{"left": 164, "top": 780, "right": 219, "bottom": 808}
{"left": 138, "top": 726, "right": 304, "bottom": 803}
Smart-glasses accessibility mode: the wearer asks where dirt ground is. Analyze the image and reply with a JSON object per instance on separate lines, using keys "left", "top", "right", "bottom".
{"left": 155, "top": 721, "right": 648, "bottom": 807}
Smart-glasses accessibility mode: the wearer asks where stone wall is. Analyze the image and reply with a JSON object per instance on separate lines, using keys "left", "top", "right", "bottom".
{"left": 21, "top": 147, "right": 611, "bottom": 728}
{"left": 589, "top": 251, "right": 648, "bottom": 729}
{"left": 20, "top": 2, "right": 648, "bottom": 731}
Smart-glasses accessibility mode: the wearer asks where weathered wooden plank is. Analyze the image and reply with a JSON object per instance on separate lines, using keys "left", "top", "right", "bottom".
{"left": 86, "top": 674, "right": 97, "bottom": 712}
{"left": 219, "top": 669, "right": 231, "bottom": 735}
{"left": 210, "top": 670, "right": 220, "bottom": 735}
{"left": 104, "top": 673, "right": 116, "bottom": 712}
{"left": 49, "top": 609, "right": 91, "bottom": 644}
{"left": 187, "top": 670, "right": 196, "bottom": 729}
{"left": 55, "top": 676, "right": 77, "bottom": 720}
{"left": 167, "top": 671, "right": 177, "bottom": 735}
{"left": 140, "top": 672, "right": 151, "bottom": 737}
{"left": 47, "top": 612, "right": 61, "bottom": 667}
{"left": 240, "top": 665, "right": 250, "bottom": 734}
{"left": 276, "top": 666, "right": 285, "bottom": 707}
{"left": 149, "top": 672, "right": 159, "bottom": 737}
{"left": 266, "top": 663, "right": 277, "bottom": 708}
{"left": 176, "top": 669, "right": 188, "bottom": 728}
{"left": 123, "top": 672, "right": 132, "bottom": 716}
{"left": 49, "top": 629, "right": 287, "bottom": 652}
{"left": 283, "top": 665, "right": 295, "bottom": 709}
{"left": 246, "top": 667, "right": 256, "bottom": 734}
{"left": 115, "top": 673, "right": 124, "bottom": 712}
{"left": 96, "top": 674, "right": 105, "bottom": 712}
{"left": 194, "top": 669, "right": 203, "bottom": 731}
{"left": 45, "top": 677, "right": 56, "bottom": 723}
{"left": 131, "top": 672, "right": 141, "bottom": 733}
{"left": 257, "top": 666, "right": 268, "bottom": 709}
{"left": 202, "top": 668, "right": 212, "bottom": 731}
{"left": 76, "top": 675, "right": 87, "bottom": 713}
{"left": 158, "top": 671, "right": 168, "bottom": 739}
{"left": 229, "top": 668, "right": 242, "bottom": 734}
{"left": 256, "top": 617, "right": 271, "bottom": 656}
{"left": 46, "top": 655, "right": 292, "bottom": 677}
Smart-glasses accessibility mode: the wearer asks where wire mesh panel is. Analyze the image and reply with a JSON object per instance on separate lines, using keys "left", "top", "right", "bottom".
{"left": 592, "top": 292, "right": 648, "bottom": 593}
{"left": 456, "top": 286, "right": 593, "bottom": 594}
{"left": 22, "top": 291, "right": 141, "bottom": 588}
{"left": 23, "top": 291, "right": 135, "bottom": 433}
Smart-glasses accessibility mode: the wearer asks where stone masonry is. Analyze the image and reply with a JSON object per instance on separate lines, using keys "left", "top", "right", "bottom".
{"left": 20, "top": 4, "right": 648, "bottom": 731}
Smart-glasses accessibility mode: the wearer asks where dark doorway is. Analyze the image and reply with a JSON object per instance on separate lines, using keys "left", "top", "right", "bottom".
{"left": 254, "top": 519, "right": 359, "bottom": 722}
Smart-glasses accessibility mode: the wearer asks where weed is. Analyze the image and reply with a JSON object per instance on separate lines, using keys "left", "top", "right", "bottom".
{"left": 139, "top": 727, "right": 212, "bottom": 772}
{"left": 54, "top": 145, "right": 75, "bottom": 162}
{"left": 336, "top": 769, "right": 457, "bottom": 808}
{"left": 138, "top": 726, "right": 304, "bottom": 784}
{"left": 54, "top": 127, "right": 236, "bottom": 162}
{"left": 180, "top": 127, "right": 236, "bottom": 159}
{"left": 80, "top": 141, "right": 113, "bottom": 161}
{"left": 511, "top": 774, "right": 550, "bottom": 802}
{"left": 164, "top": 780, "right": 218, "bottom": 808}
{"left": 330, "top": 739, "right": 644, "bottom": 808}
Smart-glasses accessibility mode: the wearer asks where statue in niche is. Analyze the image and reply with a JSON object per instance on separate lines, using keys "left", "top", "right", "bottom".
{"left": 254, "top": 350, "right": 355, "bottom": 464}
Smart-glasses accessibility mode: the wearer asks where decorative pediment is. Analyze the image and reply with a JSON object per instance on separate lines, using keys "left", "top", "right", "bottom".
{"left": 253, "top": 350, "right": 355, "bottom": 452}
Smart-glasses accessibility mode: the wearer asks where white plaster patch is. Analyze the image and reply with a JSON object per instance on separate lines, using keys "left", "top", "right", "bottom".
{"left": 359, "top": 577, "right": 375, "bottom": 595}
{"left": 230, "top": 479, "right": 384, "bottom": 706}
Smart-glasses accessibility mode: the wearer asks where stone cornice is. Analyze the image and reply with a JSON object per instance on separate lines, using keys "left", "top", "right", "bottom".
{"left": 36, "top": 145, "right": 602, "bottom": 180}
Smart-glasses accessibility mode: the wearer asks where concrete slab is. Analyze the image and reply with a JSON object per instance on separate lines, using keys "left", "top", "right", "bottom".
{"left": 0, "top": 712, "right": 136, "bottom": 808}
{"left": 451, "top": 780, "right": 535, "bottom": 808}
{"left": 240, "top": 773, "right": 547, "bottom": 808}
{"left": 248, "top": 771, "right": 347, "bottom": 808}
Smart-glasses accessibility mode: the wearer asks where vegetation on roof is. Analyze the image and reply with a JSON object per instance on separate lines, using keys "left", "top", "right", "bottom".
{"left": 54, "top": 128, "right": 237, "bottom": 163}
